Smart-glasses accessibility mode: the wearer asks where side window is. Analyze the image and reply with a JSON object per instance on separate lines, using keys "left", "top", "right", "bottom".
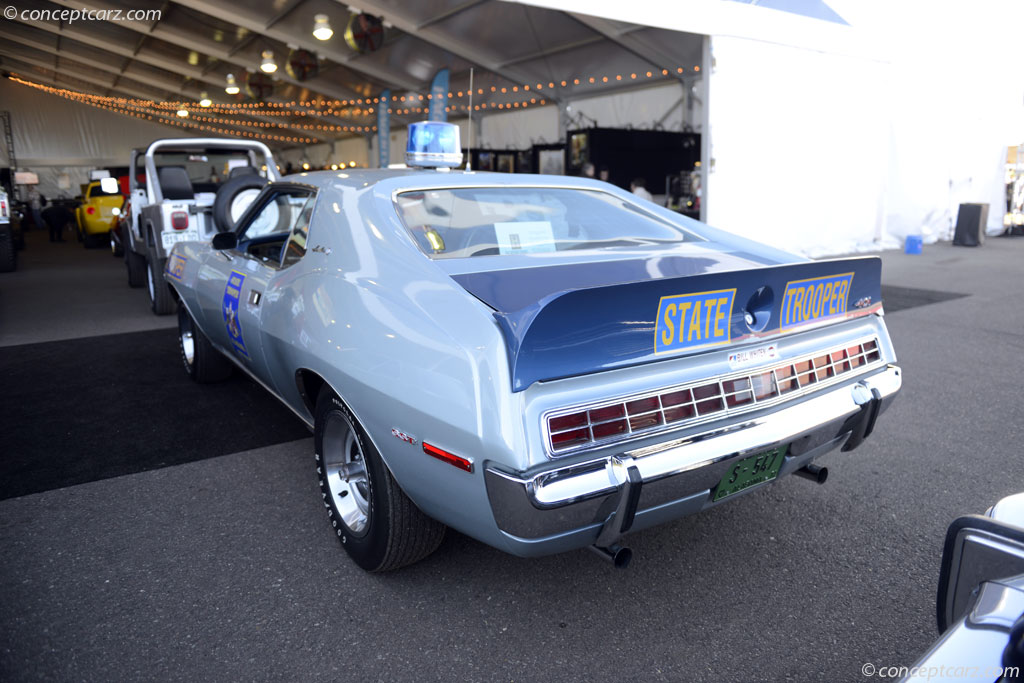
{"left": 237, "top": 189, "right": 314, "bottom": 267}
{"left": 281, "top": 195, "right": 315, "bottom": 268}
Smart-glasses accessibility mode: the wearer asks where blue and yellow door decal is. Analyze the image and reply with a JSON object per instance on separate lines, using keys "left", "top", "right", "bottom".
{"left": 222, "top": 271, "right": 249, "bottom": 358}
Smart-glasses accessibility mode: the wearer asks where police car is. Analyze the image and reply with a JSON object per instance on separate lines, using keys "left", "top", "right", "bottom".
{"left": 164, "top": 121, "right": 901, "bottom": 571}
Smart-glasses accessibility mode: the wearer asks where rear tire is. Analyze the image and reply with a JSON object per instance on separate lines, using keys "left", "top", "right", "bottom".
{"left": 177, "top": 305, "right": 232, "bottom": 383}
{"left": 147, "top": 256, "right": 175, "bottom": 315}
{"left": 314, "top": 388, "right": 445, "bottom": 572}
{"left": 0, "top": 225, "right": 16, "bottom": 272}
{"left": 125, "top": 248, "right": 145, "bottom": 288}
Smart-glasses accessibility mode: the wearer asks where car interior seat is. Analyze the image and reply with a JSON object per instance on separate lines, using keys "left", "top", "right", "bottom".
{"left": 157, "top": 166, "right": 195, "bottom": 201}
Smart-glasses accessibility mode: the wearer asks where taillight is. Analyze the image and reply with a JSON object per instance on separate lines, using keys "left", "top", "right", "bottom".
{"left": 547, "top": 338, "right": 884, "bottom": 453}
{"left": 171, "top": 211, "right": 189, "bottom": 230}
{"left": 86, "top": 206, "right": 95, "bottom": 215}
{"left": 422, "top": 442, "right": 472, "bottom": 473}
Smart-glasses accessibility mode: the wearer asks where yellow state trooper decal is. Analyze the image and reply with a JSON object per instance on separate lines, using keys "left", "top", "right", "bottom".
{"left": 780, "top": 273, "right": 854, "bottom": 330}
{"left": 655, "top": 288, "right": 735, "bottom": 355}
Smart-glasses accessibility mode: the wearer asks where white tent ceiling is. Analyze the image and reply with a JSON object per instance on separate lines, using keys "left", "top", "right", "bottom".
{"left": 0, "top": 0, "right": 705, "bottom": 151}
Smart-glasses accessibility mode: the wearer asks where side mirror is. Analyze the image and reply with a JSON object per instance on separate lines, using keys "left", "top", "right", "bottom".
{"left": 212, "top": 232, "right": 238, "bottom": 250}
{"left": 937, "top": 496, "right": 1024, "bottom": 632}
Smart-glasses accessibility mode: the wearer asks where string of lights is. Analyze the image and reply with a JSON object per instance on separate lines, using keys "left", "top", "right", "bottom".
{"left": 13, "top": 64, "right": 700, "bottom": 113}
{"left": 10, "top": 77, "right": 320, "bottom": 144}
{"left": 10, "top": 62, "right": 703, "bottom": 142}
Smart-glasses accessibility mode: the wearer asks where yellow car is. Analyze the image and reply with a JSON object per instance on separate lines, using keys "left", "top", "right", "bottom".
{"left": 76, "top": 181, "right": 124, "bottom": 248}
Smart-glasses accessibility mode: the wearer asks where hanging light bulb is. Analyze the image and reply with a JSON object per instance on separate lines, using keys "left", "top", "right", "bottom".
{"left": 302, "top": 161, "right": 310, "bottom": 170}
{"left": 260, "top": 50, "right": 278, "bottom": 74}
{"left": 199, "top": 92, "right": 212, "bottom": 107}
{"left": 176, "top": 108, "right": 189, "bottom": 117}
{"left": 312, "top": 14, "right": 333, "bottom": 41}
{"left": 225, "top": 74, "right": 240, "bottom": 95}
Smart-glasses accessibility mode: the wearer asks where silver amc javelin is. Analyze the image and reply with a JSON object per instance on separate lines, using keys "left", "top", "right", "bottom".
{"left": 164, "top": 122, "right": 901, "bottom": 571}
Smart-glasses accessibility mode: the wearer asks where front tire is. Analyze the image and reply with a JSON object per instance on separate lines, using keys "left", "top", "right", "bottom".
{"left": 177, "top": 305, "right": 232, "bottom": 383}
{"left": 147, "top": 255, "right": 175, "bottom": 315}
{"left": 314, "top": 388, "right": 445, "bottom": 572}
{"left": 125, "top": 248, "right": 145, "bottom": 287}
{"left": 110, "top": 231, "right": 123, "bottom": 257}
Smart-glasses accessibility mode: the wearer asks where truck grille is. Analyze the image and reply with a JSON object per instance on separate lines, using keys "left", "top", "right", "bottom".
{"left": 546, "top": 338, "right": 883, "bottom": 454}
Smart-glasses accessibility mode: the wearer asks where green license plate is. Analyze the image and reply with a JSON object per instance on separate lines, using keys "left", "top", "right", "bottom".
{"left": 713, "top": 445, "right": 788, "bottom": 502}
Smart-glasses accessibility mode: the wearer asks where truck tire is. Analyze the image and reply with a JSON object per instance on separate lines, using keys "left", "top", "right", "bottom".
{"left": 0, "top": 224, "right": 16, "bottom": 272}
{"left": 314, "top": 387, "right": 446, "bottom": 572}
{"left": 177, "top": 305, "right": 232, "bottom": 383}
{"left": 147, "top": 255, "right": 175, "bottom": 315}
{"left": 213, "top": 175, "right": 266, "bottom": 233}
{"left": 125, "top": 248, "right": 145, "bottom": 288}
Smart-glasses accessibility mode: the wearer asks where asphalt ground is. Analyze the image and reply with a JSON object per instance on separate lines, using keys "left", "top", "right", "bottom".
{"left": 2, "top": 227, "right": 1023, "bottom": 682}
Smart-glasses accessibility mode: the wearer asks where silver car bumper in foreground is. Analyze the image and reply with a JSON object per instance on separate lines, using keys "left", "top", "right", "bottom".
{"left": 485, "top": 364, "right": 902, "bottom": 556}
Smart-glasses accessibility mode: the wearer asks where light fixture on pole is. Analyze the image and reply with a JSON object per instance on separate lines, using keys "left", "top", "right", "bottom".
{"left": 313, "top": 14, "right": 333, "bottom": 41}
{"left": 225, "top": 74, "right": 240, "bottom": 95}
{"left": 260, "top": 50, "right": 278, "bottom": 74}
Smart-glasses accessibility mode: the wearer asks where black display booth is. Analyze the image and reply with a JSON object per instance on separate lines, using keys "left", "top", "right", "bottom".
{"left": 566, "top": 128, "right": 701, "bottom": 190}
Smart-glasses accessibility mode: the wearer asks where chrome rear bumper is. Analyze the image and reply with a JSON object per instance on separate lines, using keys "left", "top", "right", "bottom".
{"left": 485, "top": 364, "right": 901, "bottom": 550}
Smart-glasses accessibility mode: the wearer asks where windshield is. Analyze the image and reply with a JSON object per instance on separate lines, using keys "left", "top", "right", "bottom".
{"left": 395, "top": 187, "right": 698, "bottom": 259}
{"left": 88, "top": 184, "right": 120, "bottom": 198}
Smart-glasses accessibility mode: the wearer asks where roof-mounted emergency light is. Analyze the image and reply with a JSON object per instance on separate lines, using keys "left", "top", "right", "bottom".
{"left": 405, "top": 121, "right": 462, "bottom": 169}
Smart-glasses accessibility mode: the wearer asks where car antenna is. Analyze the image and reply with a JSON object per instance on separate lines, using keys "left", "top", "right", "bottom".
{"left": 466, "top": 67, "right": 473, "bottom": 172}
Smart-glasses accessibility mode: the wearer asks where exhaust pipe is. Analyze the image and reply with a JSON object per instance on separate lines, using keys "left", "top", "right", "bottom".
{"left": 589, "top": 543, "right": 633, "bottom": 569}
{"left": 794, "top": 463, "right": 828, "bottom": 485}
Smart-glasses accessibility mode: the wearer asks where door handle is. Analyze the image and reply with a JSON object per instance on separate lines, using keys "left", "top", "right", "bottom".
{"left": 248, "top": 290, "right": 262, "bottom": 306}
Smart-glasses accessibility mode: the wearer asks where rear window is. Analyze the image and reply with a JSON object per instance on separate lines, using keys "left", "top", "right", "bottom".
{"left": 395, "top": 187, "right": 698, "bottom": 259}
{"left": 88, "top": 184, "right": 120, "bottom": 198}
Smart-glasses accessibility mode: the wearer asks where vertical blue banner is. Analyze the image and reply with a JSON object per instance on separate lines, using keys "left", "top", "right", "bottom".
{"left": 428, "top": 68, "right": 449, "bottom": 122}
{"left": 377, "top": 89, "right": 390, "bottom": 168}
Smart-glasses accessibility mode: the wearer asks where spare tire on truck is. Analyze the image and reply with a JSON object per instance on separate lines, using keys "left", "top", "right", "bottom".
{"left": 212, "top": 175, "right": 267, "bottom": 233}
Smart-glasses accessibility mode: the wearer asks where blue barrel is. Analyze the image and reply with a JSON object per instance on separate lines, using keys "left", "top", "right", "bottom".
{"left": 905, "top": 235, "right": 923, "bottom": 254}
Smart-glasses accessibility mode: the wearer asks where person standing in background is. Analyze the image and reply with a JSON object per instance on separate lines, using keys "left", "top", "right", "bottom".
{"left": 27, "top": 185, "right": 45, "bottom": 231}
{"left": 630, "top": 178, "right": 654, "bottom": 203}
{"left": 42, "top": 202, "right": 75, "bottom": 242}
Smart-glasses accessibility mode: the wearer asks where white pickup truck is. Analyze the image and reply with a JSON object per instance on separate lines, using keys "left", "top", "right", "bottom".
{"left": 123, "top": 138, "right": 281, "bottom": 314}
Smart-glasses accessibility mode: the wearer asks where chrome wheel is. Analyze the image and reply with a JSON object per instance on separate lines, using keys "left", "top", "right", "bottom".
{"left": 322, "top": 411, "right": 371, "bottom": 536}
{"left": 180, "top": 327, "right": 195, "bottom": 368}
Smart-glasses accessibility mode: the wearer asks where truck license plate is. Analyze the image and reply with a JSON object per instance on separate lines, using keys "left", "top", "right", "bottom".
{"left": 161, "top": 229, "right": 198, "bottom": 249}
{"left": 713, "top": 445, "right": 788, "bottom": 502}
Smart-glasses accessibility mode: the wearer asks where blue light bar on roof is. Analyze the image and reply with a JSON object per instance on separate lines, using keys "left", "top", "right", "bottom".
{"left": 405, "top": 121, "right": 462, "bottom": 168}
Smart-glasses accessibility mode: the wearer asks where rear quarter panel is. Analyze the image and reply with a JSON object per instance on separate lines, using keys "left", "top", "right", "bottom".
{"left": 257, "top": 183, "right": 526, "bottom": 551}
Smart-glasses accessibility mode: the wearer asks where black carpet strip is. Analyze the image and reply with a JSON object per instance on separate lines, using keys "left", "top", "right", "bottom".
{"left": 0, "top": 328, "right": 310, "bottom": 500}
{"left": 880, "top": 285, "right": 968, "bottom": 314}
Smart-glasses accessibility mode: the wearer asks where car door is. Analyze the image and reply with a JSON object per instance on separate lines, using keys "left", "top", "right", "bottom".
{"left": 198, "top": 184, "right": 316, "bottom": 384}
